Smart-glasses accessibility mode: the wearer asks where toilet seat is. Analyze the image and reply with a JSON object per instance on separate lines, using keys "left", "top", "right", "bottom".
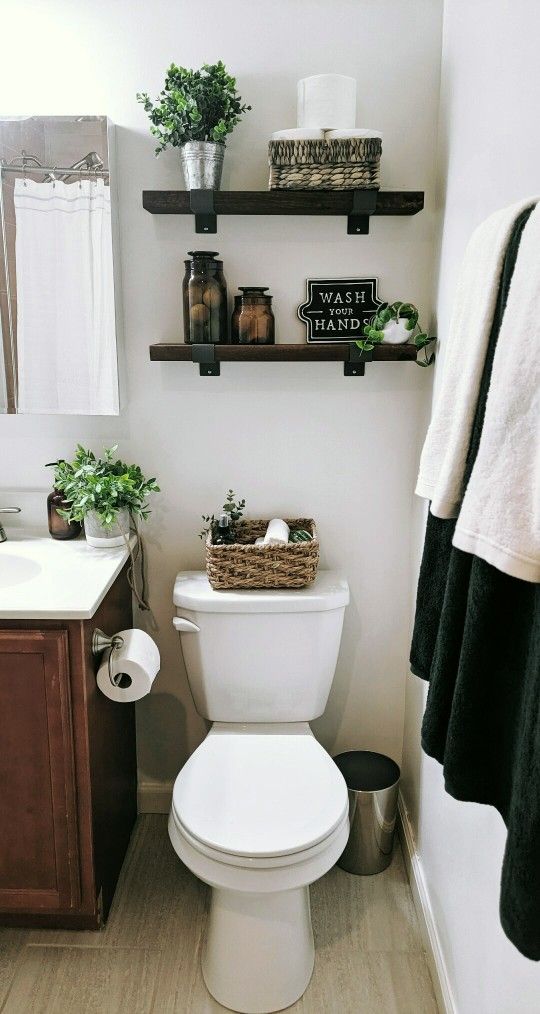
{"left": 171, "top": 724, "right": 349, "bottom": 863}
{"left": 172, "top": 807, "right": 349, "bottom": 870}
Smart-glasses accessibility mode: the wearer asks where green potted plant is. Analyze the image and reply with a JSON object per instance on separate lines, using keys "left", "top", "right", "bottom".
{"left": 137, "top": 61, "right": 251, "bottom": 190}
{"left": 357, "top": 301, "right": 435, "bottom": 367}
{"left": 49, "top": 445, "right": 160, "bottom": 549}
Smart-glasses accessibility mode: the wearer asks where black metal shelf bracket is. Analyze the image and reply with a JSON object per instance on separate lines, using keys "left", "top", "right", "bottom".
{"left": 191, "top": 344, "right": 220, "bottom": 376}
{"left": 344, "top": 344, "right": 373, "bottom": 376}
{"left": 347, "top": 190, "right": 378, "bottom": 235}
{"left": 190, "top": 190, "right": 217, "bottom": 234}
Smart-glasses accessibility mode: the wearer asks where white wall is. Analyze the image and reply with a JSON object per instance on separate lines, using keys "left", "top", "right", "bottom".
{"left": 0, "top": 0, "right": 442, "bottom": 788}
{"left": 401, "top": 2, "right": 540, "bottom": 1011}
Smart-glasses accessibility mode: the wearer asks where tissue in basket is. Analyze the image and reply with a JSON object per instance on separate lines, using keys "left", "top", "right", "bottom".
{"left": 206, "top": 518, "right": 319, "bottom": 590}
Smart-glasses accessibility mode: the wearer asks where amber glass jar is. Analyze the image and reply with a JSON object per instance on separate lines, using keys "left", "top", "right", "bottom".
{"left": 231, "top": 287, "right": 275, "bottom": 344}
{"left": 47, "top": 489, "right": 81, "bottom": 540}
{"left": 182, "top": 250, "right": 228, "bottom": 344}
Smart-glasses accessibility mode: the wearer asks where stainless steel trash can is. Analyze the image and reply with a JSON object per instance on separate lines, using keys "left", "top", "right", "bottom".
{"left": 334, "top": 751, "right": 400, "bottom": 875}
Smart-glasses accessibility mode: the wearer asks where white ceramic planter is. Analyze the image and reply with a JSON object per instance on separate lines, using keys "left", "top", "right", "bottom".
{"left": 381, "top": 318, "right": 414, "bottom": 345}
{"left": 84, "top": 508, "right": 130, "bottom": 549}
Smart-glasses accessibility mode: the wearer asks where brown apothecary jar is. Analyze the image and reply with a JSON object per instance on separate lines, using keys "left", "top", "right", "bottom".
{"left": 231, "top": 287, "right": 275, "bottom": 344}
{"left": 47, "top": 489, "right": 81, "bottom": 540}
{"left": 182, "top": 250, "right": 228, "bottom": 344}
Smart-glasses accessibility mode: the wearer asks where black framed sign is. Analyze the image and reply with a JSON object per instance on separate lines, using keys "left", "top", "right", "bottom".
{"left": 298, "top": 277, "right": 382, "bottom": 343}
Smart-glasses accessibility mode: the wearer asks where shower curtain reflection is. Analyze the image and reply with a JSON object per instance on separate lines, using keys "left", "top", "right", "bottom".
{"left": 15, "top": 177, "right": 118, "bottom": 415}
{"left": 0, "top": 115, "right": 120, "bottom": 415}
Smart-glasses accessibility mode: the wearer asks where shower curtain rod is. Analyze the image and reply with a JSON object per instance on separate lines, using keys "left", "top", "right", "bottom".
{"left": 0, "top": 166, "right": 109, "bottom": 176}
{"left": 0, "top": 152, "right": 109, "bottom": 179}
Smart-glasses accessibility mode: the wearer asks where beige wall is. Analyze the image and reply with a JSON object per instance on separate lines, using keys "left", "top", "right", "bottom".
{"left": 401, "top": 2, "right": 540, "bottom": 1011}
{"left": 0, "top": 0, "right": 443, "bottom": 799}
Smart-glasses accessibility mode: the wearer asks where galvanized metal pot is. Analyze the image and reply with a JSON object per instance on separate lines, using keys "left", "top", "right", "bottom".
{"left": 180, "top": 141, "right": 225, "bottom": 190}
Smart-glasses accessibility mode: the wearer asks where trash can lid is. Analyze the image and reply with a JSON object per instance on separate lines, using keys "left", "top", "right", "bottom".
{"left": 333, "top": 751, "right": 400, "bottom": 791}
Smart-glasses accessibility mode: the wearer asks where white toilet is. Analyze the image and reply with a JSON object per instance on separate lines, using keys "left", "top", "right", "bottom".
{"left": 169, "top": 570, "right": 350, "bottom": 1014}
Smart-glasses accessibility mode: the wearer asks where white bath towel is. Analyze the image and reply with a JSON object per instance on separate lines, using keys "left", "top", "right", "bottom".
{"left": 263, "top": 519, "right": 290, "bottom": 546}
{"left": 14, "top": 178, "right": 119, "bottom": 415}
{"left": 416, "top": 196, "right": 537, "bottom": 516}
{"left": 452, "top": 201, "right": 540, "bottom": 582}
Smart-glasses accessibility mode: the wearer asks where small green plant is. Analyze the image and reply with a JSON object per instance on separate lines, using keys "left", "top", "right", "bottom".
{"left": 137, "top": 61, "right": 251, "bottom": 155}
{"left": 47, "top": 446, "right": 160, "bottom": 529}
{"left": 199, "top": 489, "right": 246, "bottom": 541}
{"left": 356, "top": 301, "right": 435, "bottom": 367}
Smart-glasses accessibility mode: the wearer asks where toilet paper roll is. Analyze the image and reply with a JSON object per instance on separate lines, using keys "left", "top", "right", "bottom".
{"left": 96, "top": 628, "right": 160, "bottom": 703}
{"left": 297, "top": 74, "right": 356, "bottom": 130}
{"left": 263, "top": 518, "right": 290, "bottom": 546}
{"left": 325, "top": 128, "right": 382, "bottom": 140}
{"left": 271, "top": 128, "right": 325, "bottom": 140}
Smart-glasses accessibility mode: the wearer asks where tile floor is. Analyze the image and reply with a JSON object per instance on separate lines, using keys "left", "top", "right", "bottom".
{"left": 0, "top": 816, "right": 438, "bottom": 1014}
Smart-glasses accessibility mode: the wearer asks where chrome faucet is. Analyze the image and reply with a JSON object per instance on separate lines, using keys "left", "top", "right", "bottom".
{"left": 0, "top": 507, "right": 21, "bottom": 543}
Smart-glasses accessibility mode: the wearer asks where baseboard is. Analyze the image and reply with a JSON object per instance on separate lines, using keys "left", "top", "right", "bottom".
{"left": 137, "top": 779, "right": 173, "bottom": 813}
{"left": 398, "top": 793, "right": 457, "bottom": 1014}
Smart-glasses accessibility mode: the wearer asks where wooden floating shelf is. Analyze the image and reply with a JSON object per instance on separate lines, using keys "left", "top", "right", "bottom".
{"left": 142, "top": 189, "right": 424, "bottom": 235}
{"left": 149, "top": 342, "right": 418, "bottom": 377}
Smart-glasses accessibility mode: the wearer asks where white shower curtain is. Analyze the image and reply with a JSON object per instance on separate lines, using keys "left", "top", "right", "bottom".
{"left": 14, "top": 177, "right": 119, "bottom": 414}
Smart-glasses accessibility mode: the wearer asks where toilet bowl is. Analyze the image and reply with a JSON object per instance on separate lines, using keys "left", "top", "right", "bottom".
{"left": 170, "top": 571, "right": 349, "bottom": 1013}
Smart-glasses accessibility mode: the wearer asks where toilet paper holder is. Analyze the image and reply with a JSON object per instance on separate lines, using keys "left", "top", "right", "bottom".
{"left": 92, "top": 628, "right": 126, "bottom": 687}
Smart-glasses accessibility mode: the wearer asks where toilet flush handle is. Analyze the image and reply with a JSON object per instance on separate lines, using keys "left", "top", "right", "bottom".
{"left": 172, "top": 616, "right": 200, "bottom": 634}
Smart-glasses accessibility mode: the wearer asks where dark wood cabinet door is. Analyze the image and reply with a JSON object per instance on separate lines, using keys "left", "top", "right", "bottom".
{"left": 0, "top": 630, "right": 80, "bottom": 912}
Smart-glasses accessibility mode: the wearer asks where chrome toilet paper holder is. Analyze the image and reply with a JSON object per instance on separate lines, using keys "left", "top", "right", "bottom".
{"left": 92, "top": 629, "right": 126, "bottom": 687}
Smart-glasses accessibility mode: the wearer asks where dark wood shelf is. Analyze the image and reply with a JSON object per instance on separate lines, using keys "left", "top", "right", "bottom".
{"left": 142, "top": 189, "right": 424, "bottom": 235}
{"left": 149, "top": 342, "right": 418, "bottom": 377}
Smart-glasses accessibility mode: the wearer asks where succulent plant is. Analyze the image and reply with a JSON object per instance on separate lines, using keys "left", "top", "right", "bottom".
{"left": 356, "top": 301, "right": 435, "bottom": 367}
{"left": 137, "top": 61, "right": 251, "bottom": 154}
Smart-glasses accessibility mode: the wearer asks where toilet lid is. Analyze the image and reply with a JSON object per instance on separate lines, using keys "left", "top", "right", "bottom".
{"left": 172, "top": 730, "right": 349, "bottom": 859}
{"left": 173, "top": 570, "right": 349, "bottom": 613}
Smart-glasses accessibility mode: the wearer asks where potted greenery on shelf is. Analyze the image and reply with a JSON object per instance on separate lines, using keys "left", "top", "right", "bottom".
{"left": 49, "top": 446, "right": 160, "bottom": 549}
{"left": 357, "top": 301, "right": 435, "bottom": 367}
{"left": 137, "top": 61, "right": 251, "bottom": 190}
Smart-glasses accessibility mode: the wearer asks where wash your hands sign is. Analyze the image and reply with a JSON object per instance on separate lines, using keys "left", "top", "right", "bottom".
{"left": 298, "top": 278, "right": 382, "bottom": 342}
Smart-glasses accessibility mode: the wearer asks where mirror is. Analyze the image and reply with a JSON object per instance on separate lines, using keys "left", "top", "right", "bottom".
{"left": 0, "top": 115, "right": 120, "bottom": 415}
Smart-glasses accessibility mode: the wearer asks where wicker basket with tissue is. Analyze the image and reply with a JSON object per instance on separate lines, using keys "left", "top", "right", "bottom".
{"left": 206, "top": 518, "right": 319, "bottom": 590}
{"left": 268, "top": 137, "right": 381, "bottom": 190}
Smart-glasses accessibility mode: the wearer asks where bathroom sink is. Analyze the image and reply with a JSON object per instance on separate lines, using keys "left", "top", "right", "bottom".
{"left": 0, "top": 532, "right": 134, "bottom": 619}
{"left": 0, "top": 554, "right": 42, "bottom": 588}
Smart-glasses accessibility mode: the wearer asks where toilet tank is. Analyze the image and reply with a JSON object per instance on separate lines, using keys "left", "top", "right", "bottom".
{"left": 173, "top": 571, "right": 349, "bottom": 723}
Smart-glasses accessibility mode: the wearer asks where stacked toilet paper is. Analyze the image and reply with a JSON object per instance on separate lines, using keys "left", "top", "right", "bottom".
{"left": 270, "top": 127, "right": 382, "bottom": 141}
{"left": 298, "top": 74, "right": 356, "bottom": 130}
{"left": 270, "top": 74, "right": 382, "bottom": 141}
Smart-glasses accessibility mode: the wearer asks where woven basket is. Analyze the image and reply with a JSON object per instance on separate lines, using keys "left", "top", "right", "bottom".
{"left": 206, "top": 519, "right": 319, "bottom": 590}
{"left": 268, "top": 137, "right": 381, "bottom": 190}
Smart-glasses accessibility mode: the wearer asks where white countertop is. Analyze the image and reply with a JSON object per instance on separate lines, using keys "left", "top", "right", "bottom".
{"left": 0, "top": 530, "right": 132, "bottom": 620}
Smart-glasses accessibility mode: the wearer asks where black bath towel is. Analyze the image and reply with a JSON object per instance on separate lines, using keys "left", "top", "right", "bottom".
{"left": 410, "top": 206, "right": 540, "bottom": 960}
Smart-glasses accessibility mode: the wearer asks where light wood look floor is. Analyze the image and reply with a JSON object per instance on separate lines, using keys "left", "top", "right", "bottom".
{"left": 0, "top": 816, "right": 438, "bottom": 1014}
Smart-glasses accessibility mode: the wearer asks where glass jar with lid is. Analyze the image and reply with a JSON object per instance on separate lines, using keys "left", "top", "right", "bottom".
{"left": 182, "top": 250, "right": 228, "bottom": 344}
{"left": 231, "top": 287, "right": 275, "bottom": 345}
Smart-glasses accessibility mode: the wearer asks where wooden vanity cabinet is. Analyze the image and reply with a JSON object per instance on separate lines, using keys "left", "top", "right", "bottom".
{"left": 0, "top": 566, "right": 137, "bottom": 929}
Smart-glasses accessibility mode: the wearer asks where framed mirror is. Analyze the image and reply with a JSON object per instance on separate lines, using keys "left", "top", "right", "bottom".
{"left": 0, "top": 115, "right": 120, "bottom": 415}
